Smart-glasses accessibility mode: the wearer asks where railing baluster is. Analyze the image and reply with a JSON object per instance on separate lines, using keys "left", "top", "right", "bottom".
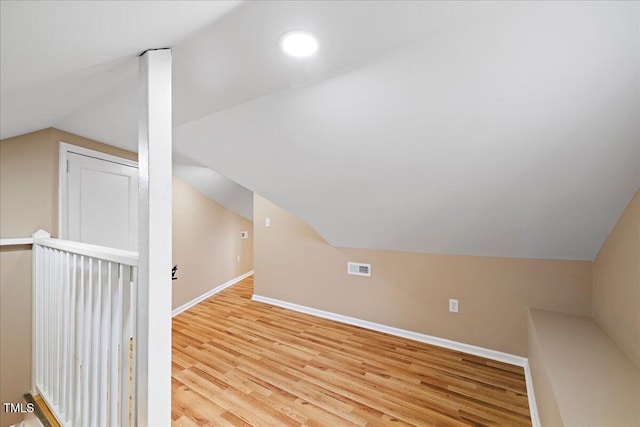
{"left": 51, "top": 248, "right": 55, "bottom": 395}
{"left": 54, "top": 249, "right": 60, "bottom": 407}
{"left": 110, "top": 264, "right": 123, "bottom": 427}
{"left": 42, "top": 247, "right": 47, "bottom": 393}
{"left": 47, "top": 248, "right": 53, "bottom": 395}
{"left": 49, "top": 247, "right": 53, "bottom": 394}
{"left": 60, "top": 251, "right": 66, "bottom": 416}
{"left": 41, "top": 245, "right": 46, "bottom": 387}
{"left": 75, "top": 255, "right": 85, "bottom": 427}
{"left": 35, "top": 244, "right": 43, "bottom": 388}
{"left": 68, "top": 253, "right": 77, "bottom": 423}
{"left": 61, "top": 251, "right": 69, "bottom": 418}
{"left": 54, "top": 248, "right": 59, "bottom": 402}
{"left": 120, "top": 266, "right": 132, "bottom": 427}
{"left": 82, "top": 256, "right": 92, "bottom": 427}
{"left": 59, "top": 250, "right": 63, "bottom": 407}
{"left": 99, "top": 260, "right": 109, "bottom": 427}
{"left": 63, "top": 251, "right": 68, "bottom": 420}
{"left": 90, "top": 258, "right": 99, "bottom": 427}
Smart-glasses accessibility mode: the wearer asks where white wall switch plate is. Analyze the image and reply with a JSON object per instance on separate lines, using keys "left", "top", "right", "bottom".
{"left": 265, "top": 218, "right": 271, "bottom": 227}
{"left": 237, "top": 255, "right": 240, "bottom": 263}
{"left": 449, "top": 299, "right": 459, "bottom": 313}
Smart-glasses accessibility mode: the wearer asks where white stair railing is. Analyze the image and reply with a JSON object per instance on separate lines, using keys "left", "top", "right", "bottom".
{"left": 32, "top": 230, "right": 138, "bottom": 427}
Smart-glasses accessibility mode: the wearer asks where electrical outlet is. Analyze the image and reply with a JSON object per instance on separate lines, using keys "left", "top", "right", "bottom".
{"left": 237, "top": 255, "right": 240, "bottom": 263}
{"left": 449, "top": 299, "right": 459, "bottom": 313}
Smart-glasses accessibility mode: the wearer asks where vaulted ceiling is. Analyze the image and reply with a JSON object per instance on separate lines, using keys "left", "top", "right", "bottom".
{"left": 1, "top": 1, "right": 638, "bottom": 260}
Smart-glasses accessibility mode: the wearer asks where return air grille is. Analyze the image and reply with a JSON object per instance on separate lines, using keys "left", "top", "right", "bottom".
{"left": 347, "top": 262, "right": 371, "bottom": 277}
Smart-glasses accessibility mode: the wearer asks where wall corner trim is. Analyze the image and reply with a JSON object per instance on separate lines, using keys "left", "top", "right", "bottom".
{"left": 523, "top": 360, "right": 541, "bottom": 427}
{"left": 251, "top": 293, "right": 539, "bottom": 424}
{"left": 172, "top": 270, "right": 254, "bottom": 317}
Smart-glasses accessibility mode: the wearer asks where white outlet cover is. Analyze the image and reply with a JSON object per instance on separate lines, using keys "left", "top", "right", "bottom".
{"left": 449, "top": 299, "right": 459, "bottom": 313}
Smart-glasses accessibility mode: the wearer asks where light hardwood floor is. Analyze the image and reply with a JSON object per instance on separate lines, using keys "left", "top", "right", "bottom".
{"left": 172, "top": 276, "right": 531, "bottom": 426}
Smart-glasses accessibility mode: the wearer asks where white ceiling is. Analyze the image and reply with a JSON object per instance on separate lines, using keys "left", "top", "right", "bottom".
{"left": 0, "top": 0, "right": 240, "bottom": 138}
{"left": 1, "top": 1, "right": 638, "bottom": 260}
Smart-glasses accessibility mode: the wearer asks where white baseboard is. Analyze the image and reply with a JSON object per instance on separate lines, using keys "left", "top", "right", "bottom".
{"left": 251, "top": 294, "right": 527, "bottom": 367}
{"left": 523, "top": 360, "right": 541, "bottom": 427}
{"left": 173, "top": 271, "right": 254, "bottom": 317}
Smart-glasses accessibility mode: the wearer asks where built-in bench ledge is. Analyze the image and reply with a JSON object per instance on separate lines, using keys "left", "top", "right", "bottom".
{"left": 527, "top": 308, "right": 639, "bottom": 426}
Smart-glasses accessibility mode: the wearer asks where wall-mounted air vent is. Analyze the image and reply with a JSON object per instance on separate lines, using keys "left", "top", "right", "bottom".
{"left": 347, "top": 262, "right": 371, "bottom": 277}
{"left": 240, "top": 231, "right": 249, "bottom": 239}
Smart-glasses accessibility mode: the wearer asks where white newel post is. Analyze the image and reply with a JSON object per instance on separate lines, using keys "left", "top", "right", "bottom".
{"left": 137, "top": 48, "right": 172, "bottom": 426}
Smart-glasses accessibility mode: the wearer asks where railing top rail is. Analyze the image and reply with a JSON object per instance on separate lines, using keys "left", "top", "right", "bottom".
{"left": 35, "top": 237, "right": 139, "bottom": 267}
{"left": 0, "top": 237, "right": 34, "bottom": 246}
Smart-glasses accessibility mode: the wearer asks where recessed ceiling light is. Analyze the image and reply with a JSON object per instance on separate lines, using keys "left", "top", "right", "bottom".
{"left": 280, "top": 31, "right": 319, "bottom": 58}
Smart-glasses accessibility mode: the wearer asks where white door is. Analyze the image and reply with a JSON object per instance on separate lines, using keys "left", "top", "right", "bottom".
{"left": 66, "top": 152, "right": 138, "bottom": 251}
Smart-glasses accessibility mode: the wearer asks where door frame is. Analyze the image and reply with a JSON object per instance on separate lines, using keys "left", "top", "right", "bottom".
{"left": 58, "top": 141, "right": 138, "bottom": 240}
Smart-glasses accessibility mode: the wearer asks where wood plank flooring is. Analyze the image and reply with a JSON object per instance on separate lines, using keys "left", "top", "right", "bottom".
{"left": 172, "top": 276, "right": 531, "bottom": 426}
